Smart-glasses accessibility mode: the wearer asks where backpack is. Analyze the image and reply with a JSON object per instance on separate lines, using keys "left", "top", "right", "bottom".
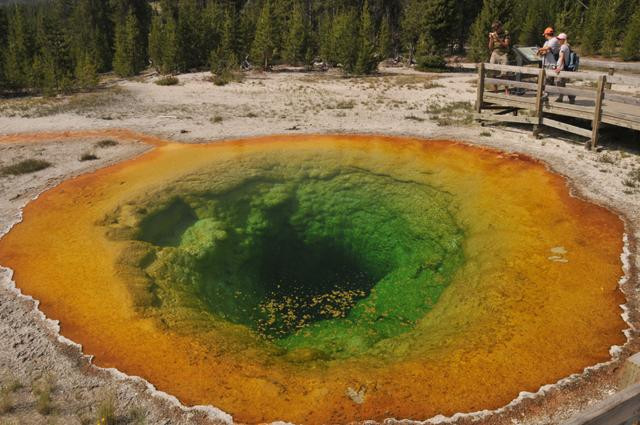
{"left": 567, "top": 49, "right": 579, "bottom": 71}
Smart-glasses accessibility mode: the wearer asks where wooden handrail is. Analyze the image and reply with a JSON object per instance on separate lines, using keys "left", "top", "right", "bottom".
{"left": 483, "top": 63, "right": 541, "bottom": 75}
{"left": 474, "top": 62, "right": 637, "bottom": 148}
{"left": 563, "top": 382, "right": 640, "bottom": 425}
{"left": 484, "top": 78, "right": 538, "bottom": 91}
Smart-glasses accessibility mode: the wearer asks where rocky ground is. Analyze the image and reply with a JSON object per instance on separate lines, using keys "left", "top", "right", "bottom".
{"left": 0, "top": 65, "right": 639, "bottom": 424}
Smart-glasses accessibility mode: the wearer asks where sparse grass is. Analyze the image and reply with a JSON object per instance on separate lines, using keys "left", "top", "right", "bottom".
{"left": 7, "top": 379, "right": 22, "bottom": 393}
{"left": 212, "top": 70, "right": 244, "bottom": 86}
{"left": 244, "top": 112, "right": 258, "bottom": 118}
{"left": 33, "top": 377, "right": 54, "bottom": 415}
{"left": 128, "top": 406, "right": 146, "bottom": 425}
{"left": 597, "top": 152, "right": 616, "bottom": 164}
{"left": 335, "top": 100, "right": 355, "bottom": 109}
{"left": 404, "top": 114, "right": 425, "bottom": 122}
{"left": 211, "top": 115, "right": 224, "bottom": 123}
{"left": 624, "top": 168, "right": 640, "bottom": 188}
{"left": 0, "top": 388, "right": 13, "bottom": 414}
{"left": 155, "top": 76, "right": 179, "bottom": 86}
{"left": 0, "top": 87, "right": 129, "bottom": 118}
{"left": 96, "top": 396, "right": 117, "bottom": 425}
{"left": 426, "top": 101, "right": 474, "bottom": 126}
{"left": 0, "top": 377, "right": 22, "bottom": 414}
{"left": 95, "top": 139, "right": 118, "bottom": 148}
{"left": 1, "top": 159, "right": 52, "bottom": 176}
{"left": 80, "top": 153, "right": 99, "bottom": 161}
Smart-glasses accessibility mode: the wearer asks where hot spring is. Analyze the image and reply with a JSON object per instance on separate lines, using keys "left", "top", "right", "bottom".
{"left": 0, "top": 135, "right": 626, "bottom": 424}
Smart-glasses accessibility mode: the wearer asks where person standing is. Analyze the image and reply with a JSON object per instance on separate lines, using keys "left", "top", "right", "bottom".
{"left": 554, "top": 33, "right": 576, "bottom": 104}
{"left": 488, "top": 21, "right": 511, "bottom": 93}
{"left": 537, "top": 27, "right": 560, "bottom": 68}
{"left": 537, "top": 27, "right": 560, "bottom": 101}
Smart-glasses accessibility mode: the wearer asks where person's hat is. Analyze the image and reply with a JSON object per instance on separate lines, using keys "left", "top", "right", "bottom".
{"left": 543, "top": 27, "right": 555, "bottom": 36}
{"left": 557, "top": 33, "right": 567, "bottom": 40}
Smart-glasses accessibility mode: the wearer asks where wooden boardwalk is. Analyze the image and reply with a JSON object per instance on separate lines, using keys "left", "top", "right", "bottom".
{"left": 474, "top": 63, "right": 640, "bottom": 148}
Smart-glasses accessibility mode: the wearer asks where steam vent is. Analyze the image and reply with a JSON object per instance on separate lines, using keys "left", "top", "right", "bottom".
{"left": 0, "top": 135, "right": 626, "bottom": 424}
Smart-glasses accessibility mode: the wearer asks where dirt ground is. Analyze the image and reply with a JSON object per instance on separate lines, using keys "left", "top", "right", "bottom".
{"left": 0, "top": 65, "right": 639, "bottom": 425}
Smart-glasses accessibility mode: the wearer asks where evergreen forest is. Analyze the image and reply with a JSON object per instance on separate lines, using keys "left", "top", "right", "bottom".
{"left": 1, "top": 0, "right": 639, "bottom": 94}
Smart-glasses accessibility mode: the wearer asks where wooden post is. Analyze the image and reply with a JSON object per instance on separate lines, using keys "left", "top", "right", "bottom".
{"left": 620, "top": 353, "right": 640, "bottom": 389}
{"left": 475, "top": 63, "right": 485, "bottom": 114}
{"left": 607, "top": 67, "right": 614, "bottom": 90}
{"left": 533, "top": 67, "right": 546, "bottom": 138}
{"left": 590, "top": 75, "right": 606, "bottom": 150}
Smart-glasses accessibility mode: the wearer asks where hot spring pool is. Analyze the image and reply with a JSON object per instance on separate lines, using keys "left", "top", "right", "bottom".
{"left": 0, "top": 135, "right": 627, "bottom": 424}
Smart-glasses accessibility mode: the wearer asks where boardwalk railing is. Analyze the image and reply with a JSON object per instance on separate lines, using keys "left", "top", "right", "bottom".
{"left": 562, "top": 383, "right": 640, "bottom": 425}
{"left": 474, "top": 63, "right": 640, "bottom": 148}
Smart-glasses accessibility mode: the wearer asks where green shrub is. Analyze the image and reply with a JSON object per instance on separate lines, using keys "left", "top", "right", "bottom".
{"left": 416, "top": 54, "right": 447, "bottom": 72}
{"left": 95, "top": 139, "right": 119, "bottom": 148}
{"left": 128, "top": 406, "right": 146, "bottom": 425}
{"left": 80, "top": 153, "right": 99, "bottom": 161}
{"left": 34, "top": 379, "right": 53, "bottom": 415}
{"left": 0, "top": 388, "right": 13, "bottom": 414}
{"left": 96, "top": 396, "right": 117, "bottom": 425}
{"left": 1, "top": 159, "right": 52, "bottom": 176}
{"left": 155, "top": 76, "right": 179, "bottom": 86}
{"left": 212, "top": 70, "right": 244, "bottom": 86}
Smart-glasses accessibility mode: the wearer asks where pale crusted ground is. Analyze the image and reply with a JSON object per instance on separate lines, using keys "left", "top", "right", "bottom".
{"left": 0, "top": 65, "right": 639, "bottom": 425}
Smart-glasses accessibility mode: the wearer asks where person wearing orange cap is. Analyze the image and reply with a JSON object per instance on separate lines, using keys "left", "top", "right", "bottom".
{"left": 537, "top": 27, "right": 560, "bottom": 69}
{"left": 537, "top": 27, "right": 560, "bottom": 102}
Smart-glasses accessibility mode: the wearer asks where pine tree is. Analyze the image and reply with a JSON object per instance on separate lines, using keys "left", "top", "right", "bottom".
{"left": 601, "top": 0, "right": 624, "bottom": 57}
{"left": 176, "top": 0, "right": 203, "bottom": 71}
{"left": 211, "top": 10, "right": 238, "bottom": 74}
{"left": 113, "top": 10, "right": 141, "bottom": 77}
{"left": 0, "top": 7, "right": 6, "bottom": 88}
{"left": 454, "top": 0, "right": 482, "bottom": 54}
{"left": 149, "top": 13, "right": 165, "bottom": 72}
{"left": 283, "top": 1, "right": 307, "bottom": 65}
{"left": 70, "top": 0, "right": 112, "bottom": 72}
{"left": 468, "top": 0, "right": 515, "bottom": 62}
{"left": 622, "top": 8, "right": 640, "bottom": 61}
{"left": 318, "top": 12, "right": 336, "bottom": 65}
{"left": 32, "top": 5, "right": 74, "bottom": 95}
{"left": 272, "top": 0, "right": 293, "bottom": 60}
{"left": 3, "top": 5, "right": 31, "bottom": 89}
{"left": 423, "top": 0, "right": 458, "bottom": 55}
{"left": 251, "top": 0, "right": 275, "bottom": 70}
{"left": 161, "top": 13, "right": 180, "bottom": 74}
{"left": 378, "top": 14, "right": 393, "bottom": 59}
{"left": 202, "top": 1, "right": 224, "bottom": 58}
{"left": 415, "top": 34, "right": 446, "bottom": 70}
{"left": 332, "top": 10, "right": 359, "bottom": 72}
{"left": 111, "top": 0, "right": 151, "bottom": 69}
{"left": 75, "top": 52, "right": 100, "bottom": 89}
{"left": 580, "top": 0, "right": 605, "bottom": 56}
{"left": 519, "top": 0, "right": 552, "bottom": 46}
{"left": 401, "top": 0, "right": 425, "bottom": 65}
{"left": 354, "top": 0, "right": 378, "bottom": 74}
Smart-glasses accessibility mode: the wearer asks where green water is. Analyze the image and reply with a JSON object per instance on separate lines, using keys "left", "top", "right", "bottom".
{"left": 110, "top": 163, "right": 465, "bottom": 359}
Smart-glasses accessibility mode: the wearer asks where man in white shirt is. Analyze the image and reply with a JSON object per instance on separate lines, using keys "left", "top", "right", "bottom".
{"left": 538, "top": 27, "right": 560, "bottom": 69}
{"left": 537, "top": 27, "right": 560, "bottom": 101}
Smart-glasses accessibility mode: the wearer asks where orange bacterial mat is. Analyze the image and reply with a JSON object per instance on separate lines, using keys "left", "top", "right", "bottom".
{"left": 0, "top": 134, "right": 627, "bottom": 424}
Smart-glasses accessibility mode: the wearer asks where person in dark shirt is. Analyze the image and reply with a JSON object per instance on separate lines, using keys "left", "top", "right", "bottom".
{"left": 488, "top": 21, "right": 511, "bottom": 93}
